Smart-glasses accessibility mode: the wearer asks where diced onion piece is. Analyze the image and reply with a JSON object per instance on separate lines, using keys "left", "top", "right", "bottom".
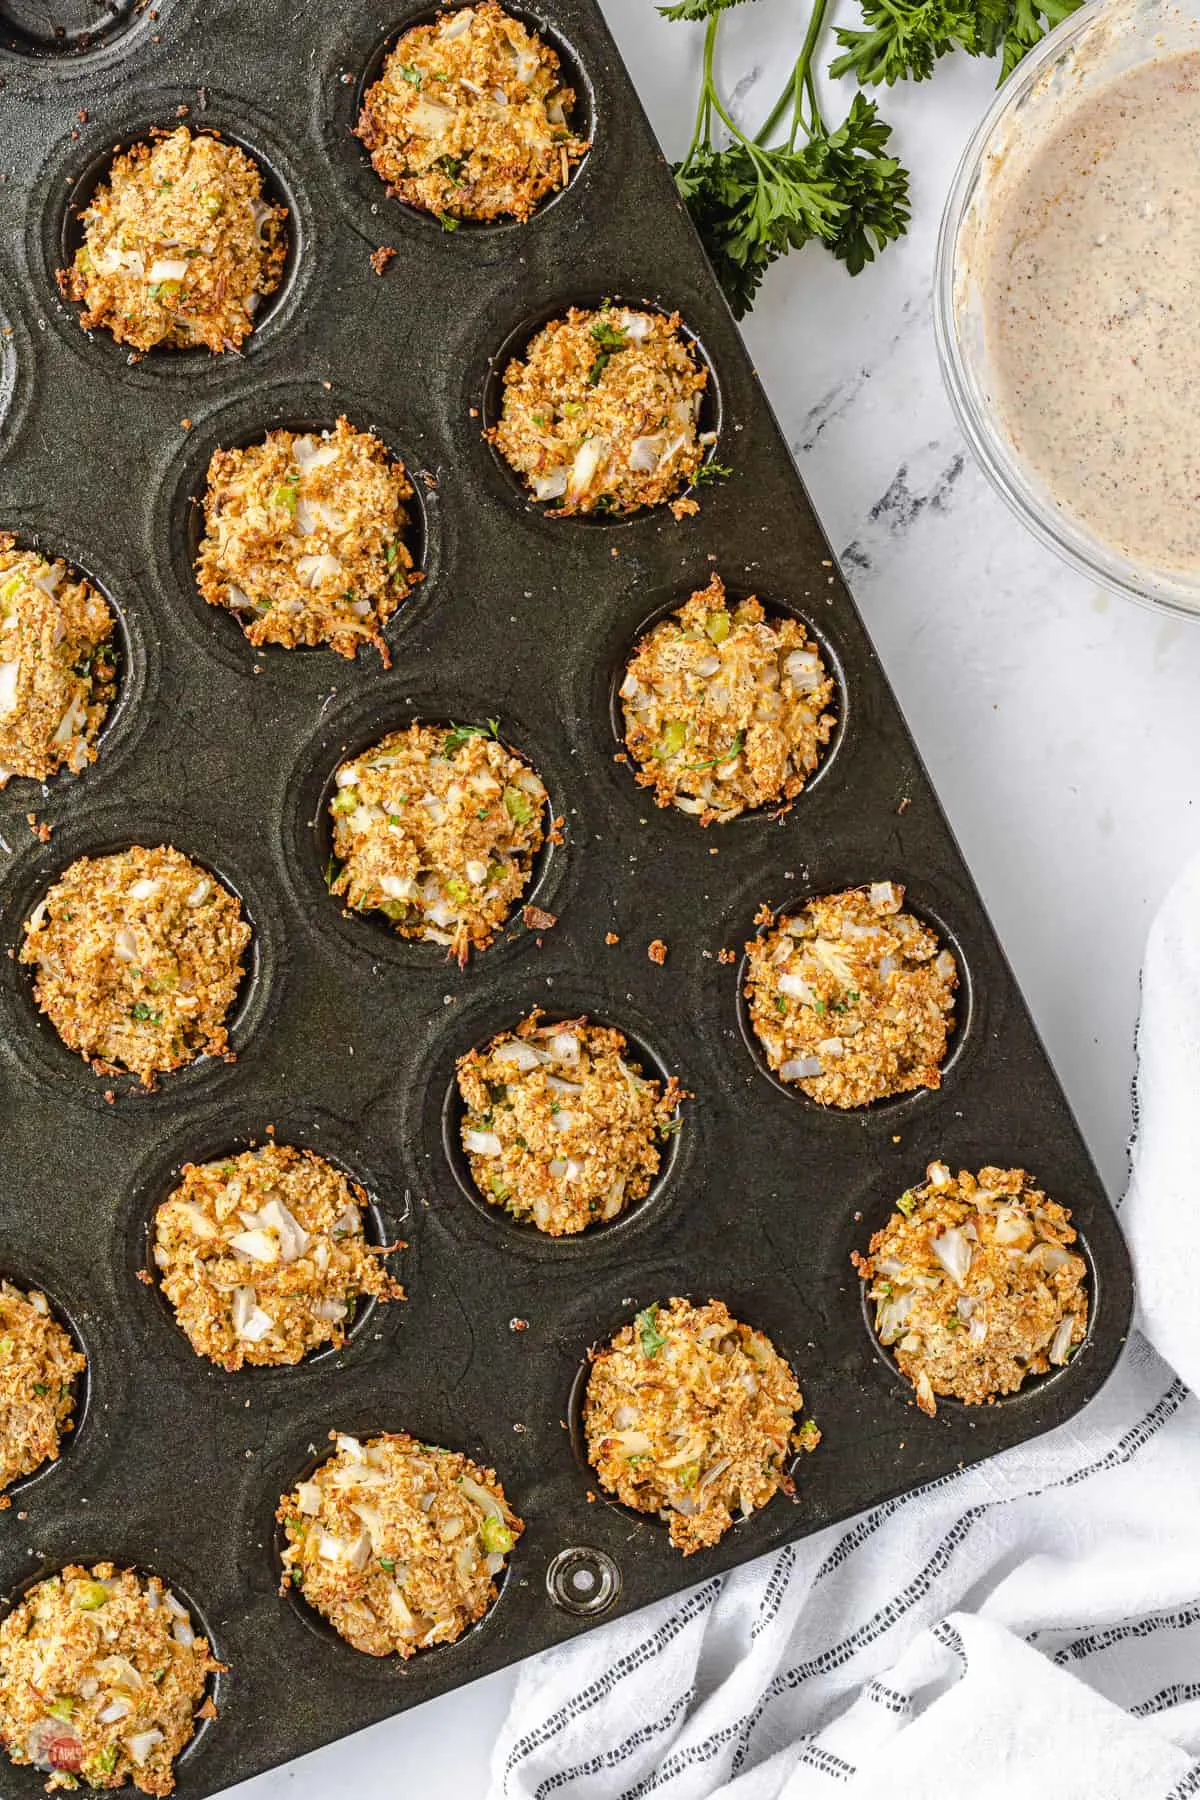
{"left": 98, "top": 1698, "right": 132, "bottom": 1724}
{"left": 336, "top": 1434, "right": 366, "bottom": 1460}
{"left": 777, "top": 971, "right": 815, "bottom": 1003}
{"left": 126, "top": 1730, "right": 165, "bottom": 1766}
{"left": 296, "top": 1480, "right": 322, "bottom": 1515}
{"left": 187, "top": 877, "right": 212, "bottom": 906}
{"left": 930, "top": 1227, "right": 972, "bottom": 1285}
{"left": 629, "top": 434, "right": 665, "bottom": 473}
{"left": 175, "top": 1201, "right": 219, "bottom": 1240}
{"left": 148, "top": 257, "right": 188, "bottom": 283}
{"left": 231, "top": 1285, "right": 274, "bottom": 1341}
{"left": 172, "top": 1618, "right": 195, "bottom": 1647}
{"left": 491, "top": 1040, "right": 541, "bottom": 1072}
{"left": 230, "top": 1228, "right": 279, "bottom": 1265}
{"left": 779, "top": 1056, "right": 822, "bottom": 1080}
{"left": 619, "top": 311, "right": 653, "bottom": 340}
{"left": 464, "top": 1129, "right": 502, "bottom": 1156}
{"left": 869, "top": 881, "right": 900, "bottom": 912}
{"left": 440, "top": 6, "right": 473, "bottom": 36}
{"left": 296, "top": 552, "right": 343, "bottom": 587}
{"left": 0, "top": 660, "right": 20, "bottom": 716}
{"left": 128, "top": 878, "right": 158, "bottom": 901}
{"left": 113, "top": 925, "right": 139, "bottom": 962}
{"left": 292, "top": 436, "right": 340, "bottom": 475}
{"left": 548, "top": 1031, "right": 579, "bottom": 1062}
{"left": 784, "top": 648, "right": 823, "bottom": 691}
{"left": 568, "top": 436, "right": 607, "bottom": 497}
{"left": 1048, "top": 1315, "right": 1076, "bottom": 1365}
{"left": 532, "top": 468, "right": 569, "bottom": 502}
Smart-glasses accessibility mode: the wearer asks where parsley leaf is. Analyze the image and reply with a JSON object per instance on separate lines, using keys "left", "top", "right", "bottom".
{"left": 636, "top": 1302, "right": 668, "bottom": 1359}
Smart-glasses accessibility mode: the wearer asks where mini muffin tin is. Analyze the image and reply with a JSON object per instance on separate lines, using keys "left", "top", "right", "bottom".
{"left": 0, "top": 0, "right": 1133, "bottom": 1792}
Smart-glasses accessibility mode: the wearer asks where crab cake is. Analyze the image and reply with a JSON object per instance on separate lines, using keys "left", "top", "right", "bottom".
{"left": 584, "top": 1298, "right": 815, "bottom": 1555}
{"left": 854, "top": 1162, "right": 1090, "bottom": 1416}
{"left": 19, "top": 846, "right": 251, "bottom": 1087}
{"left": 357, "top": 2, "right": 587, "bottom": 224}
{"left": 328, "top": 722, "right": 548, "bottom": 963}
{"left": 57, "top": 127, "right": 286, "bottom": 355}
{"left": 278, "top": 1430, "right": 522, "bottom": 1657}
{"left": 0, "top": 1563, "right": 218, "bottom": 1796}
{"left": 744, "top": 883, "right": 957, "bottom": 1109}
{"left": 195, "top": 419, "right": 419, "bottom": 663}
{"left": 0, "top": 1282, "right": 85, "bottom": 1505}
{"left": 620, "top": 574, "right": 835, "bottom": 823}
{"left": 489, "top": 305, "right": 712, "bottom": 515}
{"left": 456, "top": 1011, "right": 682, "bottom": 1235}
{"left": 152, "top": 1143, "right": 403, "bottom": 1371}
{"left": 0, "top": 538, "right": 117, "bottom": 788}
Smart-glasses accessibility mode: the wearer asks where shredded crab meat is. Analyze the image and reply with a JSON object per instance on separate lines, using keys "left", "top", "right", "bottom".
{"left": 0, "top": 1281, "right": 85, "bottom": 1504}
{"left": 583, "top": 1298, "right": 818, "bottom": 1555}
{"left": 195, "top": 417, "right": 419, "bottom": 663}
{"left": 744, "top": 883, "right": 958, "bottom": 1108}
{"left": 621, "top": 573, "right": 836, "bottom": 823}
{"left": 853, "top": 1162, "right": 1090, "bottom": 1414}
{"left": 0, "top": 1563, "right": 218, "bottom": 1797}
{"left": 328, "top": 723, "right": 549, "bottom": 963}
{"left": 152, "top": 1142, "right": 404, "bottom": 1370}
{"left": 56, "top": 126, "right": 287, "bottom": 355}
{"left": 0, "top": 537, "right": 117, "bottom": 788}
{"left": 456, "top": 1009, "right": 683, "bottom": 1235}
{"left": 19, "top": 845, "right": 251, "bottom": 1087}
{"left": 357, "top": 1, "right": 588, "bottom": 223}
{"left": 277, "top": 1431, "right": 522, "bottom": 1657}
{"left": 489, "top": 306, "right": 712, "bottom": 516}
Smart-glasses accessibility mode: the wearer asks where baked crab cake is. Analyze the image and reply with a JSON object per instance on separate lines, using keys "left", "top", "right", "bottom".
{"left": 0, "top": 1563, "right": 218, "bottom": 1796}
{"left": 195, "top": 419, "right": 419, "bottom": 663}
{"left": 0, "top": 1281, "right": 85, "bottom": 1505}
{"left": 57, "top": 127, "right": 287, "bottom": 355}
{"left": 278, "top": 1430, "right": 522, "bottom": 1657}
{"left": 328, "top": 722, "right": 549, "bottom": 963}
{"left": 744, "top": 883, "right": 957, "bottom": 1109}
{"left": 456, "top": 1010, "right": 682, "bottom": 1235}
{"left": 854, "top": 1162, "right": 1090, "bottom": 1416}
{"left": 19, "top": 846, "right": 251, "bottom": 1087}
{"left": 356, "top": 2, "right": 588, "bottom": 224}
{"left": 489, "top": 305, "right": 713, "bottom": 515}
{"left": 620, "top": 574, "right": 835, "bottom": 823}
{"left": 152, "top": 1143, "right": 403, "bottom": 1371}
{"left": 584, "top": 1298, "right": 816, "bottom": 1554}
{"left": 0, "top": 538, "right": 117, "bottom": 788}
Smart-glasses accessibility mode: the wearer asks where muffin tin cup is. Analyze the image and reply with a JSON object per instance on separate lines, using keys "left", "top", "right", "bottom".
{"left": 0, "top": 0, "right": 1132, "bottom": 1790}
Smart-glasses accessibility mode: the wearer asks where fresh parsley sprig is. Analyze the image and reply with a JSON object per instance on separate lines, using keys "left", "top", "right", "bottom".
{"left": 662, "top": 0, "right": 1081, "bottom": 314}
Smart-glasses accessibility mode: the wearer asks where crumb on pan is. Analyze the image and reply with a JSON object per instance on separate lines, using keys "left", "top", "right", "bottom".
{"left": 56, "top": 126, "right": 286, "bottom": 354}
{"left": 488, "top": 305, "right": 713, "bottom": 515}
{"left": 743, "top": 882, "right": 957, "bottom": 1108}
{"left": 19, "top": 845, "right": 251, "bottom": 1087}
{"left": 0, "top": 1562, "right": 219, "bottom": 1796}
{"left": 621, "top": 573, "right": 835, "bottom": 823}
{"left": 152, "top": 1142, "right": 404, "bottom": 1370}
{"left": 195, "top": 417, "right": 419, "bottom": 663}
{"left": 277, "top": 1430, "right": 522, "bottom": 1657}
{"left": 328, "top": 721, "right": 548, "bottom": 963}
{"left": 0, "top": 1282, "right": 85, "bottom": 1505}
{"left": 356, "top": 2, "right": 587, "bottom": 224}
{"left": 853, "top": 1161, "right": 1089, "bottom": 1414}
{"left": 456, "top": 1009, "right": 682, "bottom": 1234}
{"left": 0, "top": 537, "right": 117, "bottom": 789}
{"left": 584, "top": 1297, "right": 814, "bottom": 1554}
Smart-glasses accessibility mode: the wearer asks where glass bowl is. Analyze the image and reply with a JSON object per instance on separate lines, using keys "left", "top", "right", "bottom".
{"left": 933, "top": 0, "right": 1200, "bottom": 619}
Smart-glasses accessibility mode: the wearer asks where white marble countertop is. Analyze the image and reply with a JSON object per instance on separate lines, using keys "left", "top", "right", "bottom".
{"left": 226, "top": 3, "right": 1200, "bottom": 1793}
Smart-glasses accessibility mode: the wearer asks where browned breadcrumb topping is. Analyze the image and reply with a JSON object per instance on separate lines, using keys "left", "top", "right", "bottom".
{"left": 329, "top": 723, "right": 548, "bottom": 963}
{"left": 744, "top": 882, "right": 957, "bottom": 1108}
{"left": 0, "top": 538, "right": 116, "bottom": 788}
{"left": 357, "top": 2, "right": 586, "bottom": 223}
{"left": 456, "top": 1010, "right": 682, "bottom": 1234}
{"left": 57, "top": 127, "right": 286, "bottom": 354}
{"left": 584, "top": 1298, "right": 813, "bottom": 1554}
{"left": 0, "top": 1563, "right": 219, "bottom": 1795}
{"left": 195, "top": 418, "right": 419, "bottom": 663}
{"left": 621, "top": 574, "right": 835, "bottom": 823}
{"left": 19, "top": 846, "right": 251, "bottom": 1087}
{"left": 0, "top": 1283, "right": 84, "bottom": 1505}
{"left": 278, "top": 1430, "right": 522, "bottom": 1657}
{"left": 853, "top": 1162, "right": 1089, "bottom": 1414}
{"left": 489, "top": 306, "right": 713, "bottom": 515}
{"left": 152, "top": 1143, "right": 403, "bottom": 1370}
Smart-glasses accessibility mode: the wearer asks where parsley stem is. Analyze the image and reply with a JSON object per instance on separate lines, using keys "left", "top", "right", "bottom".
{"left": 754, "top": 0, "right": 832, "bottom": 148}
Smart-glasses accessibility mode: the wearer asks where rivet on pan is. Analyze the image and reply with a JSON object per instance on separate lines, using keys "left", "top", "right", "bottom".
{"left": 545, "top": 1546, "right": 621, "bottom": 1617}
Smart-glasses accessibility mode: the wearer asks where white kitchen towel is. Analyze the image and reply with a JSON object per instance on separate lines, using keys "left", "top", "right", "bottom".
{"left": 489, "top": 850, "right": 1200, "bottom": 1800}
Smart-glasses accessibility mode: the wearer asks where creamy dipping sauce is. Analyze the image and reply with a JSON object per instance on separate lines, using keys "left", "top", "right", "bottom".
{"left": 977, "top": 48, "right": 1200, "bottom": 575}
